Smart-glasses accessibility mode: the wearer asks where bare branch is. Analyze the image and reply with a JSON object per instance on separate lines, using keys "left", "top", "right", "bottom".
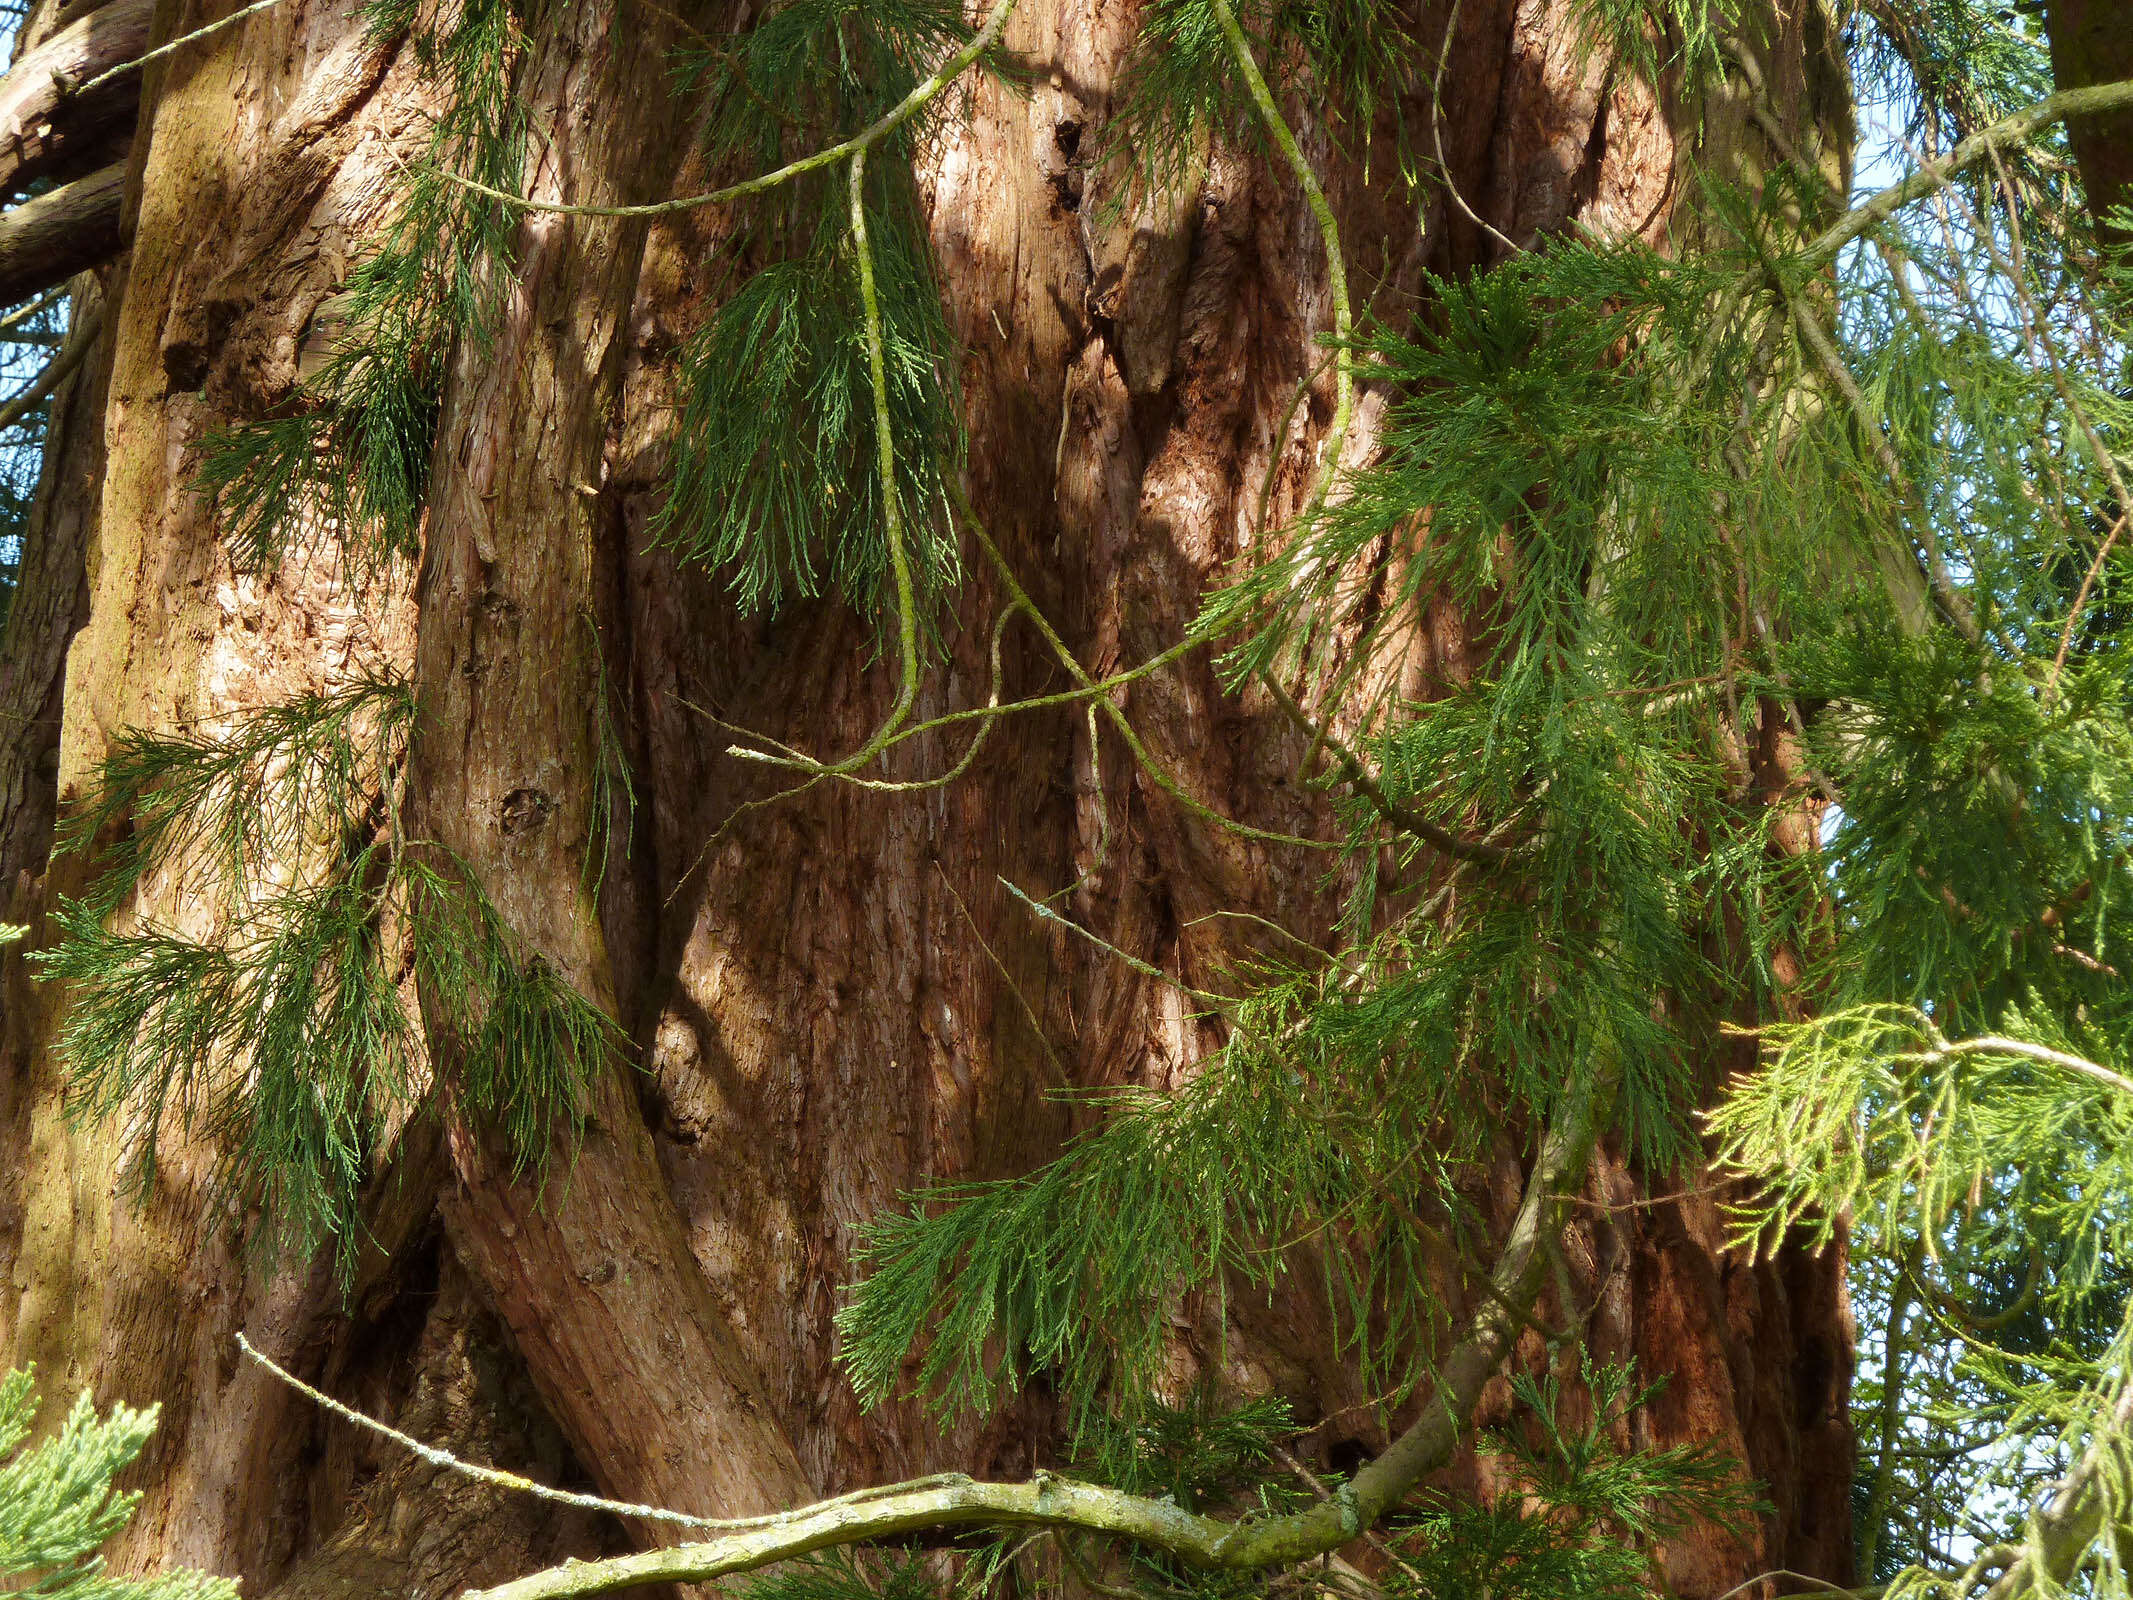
{"left": 0, "top": 300, "right": 102, "bottom": 436}
{"left": 426, "top": 0, "right": 1018, "bottom": 219}
{"left": 1981, "top": 1379, "right": 2133, "bottom": 1600}
{"left": 0, "top": 163, "right": 123, "bottom": 312}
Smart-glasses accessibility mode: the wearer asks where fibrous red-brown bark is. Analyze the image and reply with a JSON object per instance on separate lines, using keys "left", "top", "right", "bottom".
{"left": 0, "top": 1, "right": 1855, "bottom": 1596}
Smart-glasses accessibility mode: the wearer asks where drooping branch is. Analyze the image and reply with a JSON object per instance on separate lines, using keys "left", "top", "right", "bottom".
{"left": 0, "top": 162, "right": 124, "bottom": 308}
{"left": 1979, "top": 1376, "right": 2133, "bottom": 1600}
{"left": 1796, "top": 78, "right": 2133, "bottom": 273}
{"left": 427, "top": 0, "right": 1019, "bottom": 220}
{"left": 433, "top": 1064, "right": 1616, "bottom": 1600}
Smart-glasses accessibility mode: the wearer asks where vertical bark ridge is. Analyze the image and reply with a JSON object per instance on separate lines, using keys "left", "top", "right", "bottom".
{"left": 407, "top": 0, "right": 815, "bottom": 1526}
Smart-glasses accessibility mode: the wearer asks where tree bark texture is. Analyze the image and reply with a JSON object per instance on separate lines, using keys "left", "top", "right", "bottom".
{"left": 2044, "top": 0, "right": 2133, "bottom": 240}
{"left": 0, "top": 2, "right": 1857, "bottom": 1597}
{"left": 0, "top": 0, "right": 151, "bottom": 198}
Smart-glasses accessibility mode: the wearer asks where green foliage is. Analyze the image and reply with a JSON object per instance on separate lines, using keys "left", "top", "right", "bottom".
{"left": 1206, "top": 239, "right": 1776, "bottom": 688}
{"left": 35, "top": 680, "right": 614, "bottom": 1266}
{"left": 0, "top": 1367, "right": 237, "bottom": 1600}
{"left": 1105, "top": 0, "right": 1729, "bottom": 208}
{"left": 25, "top": 0, "right": 2133, "bottom": 1590}
{"left": 657, "top": 187, "right": 964, "bottom": 627}
{"left": 659, "top": 0, "right": 992, "bottom": 628}
{"left": 1704, "top": 84, "right": 2133, "bottom": 1578}
{"left": 1076, "top": 1390, "right": 1300, "bottom": 1512}
{"left": 838, "top": 959, "right": 1482, "bottom": 1436}
{"left": 1389, "top": 1362, "right": 1760, "bottom": 1600}
{"left": 192, "top": 0, "right": 523, "bottom": 576}
{"left": 687, "top": 0, "right": 983, "bottom": 178}
{"left": 842, "top": 97, "right": 1844, "bottom": 1524}
{"left": 55, "top": 677, "right": 415, "bottom": 918}
{"left": 1105, "top": 0, "right": 1415, "bottom": 199}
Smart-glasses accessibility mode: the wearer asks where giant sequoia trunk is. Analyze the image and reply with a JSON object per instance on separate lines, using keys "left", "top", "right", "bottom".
{"left": 0, "top": 1, "right": 1856, "bottom": 1596}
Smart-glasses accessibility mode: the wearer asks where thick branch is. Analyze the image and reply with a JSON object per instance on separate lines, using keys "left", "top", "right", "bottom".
{"left": 0, "top": 161, "right": 124, "bottom": 307}
{"left": 1921, "top": 1035, "right": 2133, "bottom": 1099}
{"left": 457, "top": 1069, "right": 1614, "bottom": 1600}
{"left": 1798, "top": 79, "right": 2133, "bottom": 273}
{"left": 0, "top": 0, "right": 150, "bottom": 197}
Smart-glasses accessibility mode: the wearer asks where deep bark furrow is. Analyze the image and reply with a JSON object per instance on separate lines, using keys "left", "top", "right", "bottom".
{"left": 408, "top": 0, "right": 815, "bottom": 1528}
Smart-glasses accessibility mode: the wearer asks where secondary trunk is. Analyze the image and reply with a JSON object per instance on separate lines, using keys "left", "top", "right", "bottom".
{"left": 0, "top": 2, "right": 1857, "bottom": 1597}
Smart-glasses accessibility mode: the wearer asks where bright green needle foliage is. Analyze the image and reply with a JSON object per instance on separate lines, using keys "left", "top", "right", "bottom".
{"left": 191, "top": 350, "right": 437, "bottom": 581}
{"left": 661, "top": 0, "right": 987, "bottom": 629}
{"left": 1206, "top": 239, "right": 1776, "bottom": 691}
{"left": 1106, "top": 0, "right": 1415, "bottom": 199}
{"left": 35, "top": 680, "right": 616, "bottom": 1268}
{"left": 0, "top": 1367, "right": 237, "bottom": 1600}
{"left": 658, "top": 188, "right": 964, "bottom": 628}
{"left": 1701, "top": 12, "right": 2133, "bottom": 1558}
{"left": 838, "top": 965, "right": 1481, "bottom": 1437}
{"left": 687, "top": 0, "right": 984, "bottom": 176}
{"left": 54, "top": 677, "right": 416, "bottom": 919}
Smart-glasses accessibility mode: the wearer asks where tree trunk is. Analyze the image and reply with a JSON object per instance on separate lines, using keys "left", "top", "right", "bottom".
{"left": 0, "top": 2, "right": 1858, "bottom": 1597}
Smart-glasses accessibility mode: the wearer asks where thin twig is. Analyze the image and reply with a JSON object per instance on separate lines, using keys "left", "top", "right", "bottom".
{"left": 237, "top": 1333, "right": 737, "bottom": 1531}
{"left": 956, "top": 485, "right": 1338, "bottom": 853}
{"left": 74, "top": 0, "right": 291, "bottom": 99}
{"left": 1428, "top": 0, "right": 1518, "bottom": 257}
{"left": 0, "top": 284, "right": 69, "bottom": 333}
{"left": 1000, "top": 875, "right": 1232, "bottom": 1007}
{"left": 1268, "top": 1445, "right": 1424, "bottom": 1588}
{"left": 1257, "top": 671, "right": 1511, "bottom": 866}
{"left": 1208, "top": 0, "right": 1355, "bottom": 518}
{"left": 426, "top": 0, "right": 1018, "bottom": 219}
{"left": 937, "top": 862, "right": 1072, "bottom": 1089}
{"left": 1783, "top": 286, "right": 1981, "bottom": 645}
